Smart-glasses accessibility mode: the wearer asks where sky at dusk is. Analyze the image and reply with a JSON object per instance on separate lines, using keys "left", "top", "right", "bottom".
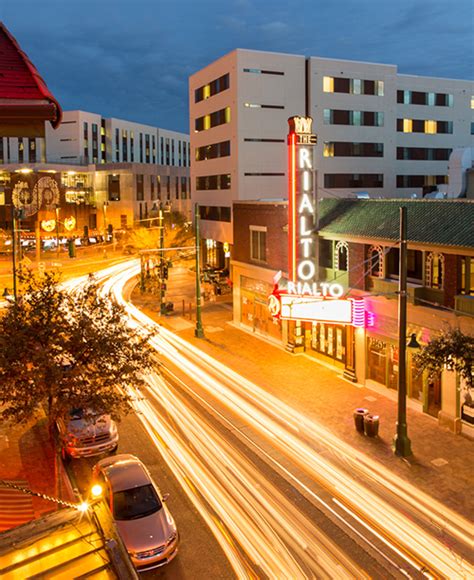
{"left": 2, "top": 0, "right": 473, "bottom": 134}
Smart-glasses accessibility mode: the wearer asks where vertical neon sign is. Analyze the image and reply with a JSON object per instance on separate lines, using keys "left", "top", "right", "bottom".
{"left": 287, "top": 116, "right": 317, "bottom": 283}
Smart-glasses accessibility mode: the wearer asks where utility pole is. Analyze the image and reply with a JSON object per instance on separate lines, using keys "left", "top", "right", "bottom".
{"left": 55, "top": 205, "right": 60, "bottom": 259}
{"left": 194, "top": 203, "right": 204, "bottom": 338}
{"left": 394, "top": 206, "right": 412, "bottom": 457}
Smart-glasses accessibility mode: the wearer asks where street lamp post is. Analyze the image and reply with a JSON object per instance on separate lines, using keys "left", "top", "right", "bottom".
{"left": 55, "top": 205, "right": 60, "bottom": 259}
{"left": 194, "top": 203, "right": 204, "bottom": 338}
{"left": 158, "top": 207, "right": 166, "bottom": 315}
{"left": 11, "top": 206, "right": 18, "bottom": 301}
{"left": 394, "top": 206, "right": 412, "bottom": 457}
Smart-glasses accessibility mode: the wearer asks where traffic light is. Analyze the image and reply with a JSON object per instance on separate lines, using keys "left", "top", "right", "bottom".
{"left": 162, "top": 264, "right": 168, "bottom": 279}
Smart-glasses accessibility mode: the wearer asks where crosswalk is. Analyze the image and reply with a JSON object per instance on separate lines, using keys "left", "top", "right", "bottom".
{"left": 0, "top": 481, "right": 35, "bottom": 532}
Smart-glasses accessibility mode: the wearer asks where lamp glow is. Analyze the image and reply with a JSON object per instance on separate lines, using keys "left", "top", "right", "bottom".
{"left": 91, "top": 484, "right": 103, "bottom": 498}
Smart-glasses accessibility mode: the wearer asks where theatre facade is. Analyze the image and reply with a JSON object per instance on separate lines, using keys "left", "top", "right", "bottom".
{"left": 231, "top": 117, "right": 474, "bottom": 437}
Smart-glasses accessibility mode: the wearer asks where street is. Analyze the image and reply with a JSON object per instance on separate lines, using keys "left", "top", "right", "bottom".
{"left": 65, "top": 261, "right": 473, "bottom": 578}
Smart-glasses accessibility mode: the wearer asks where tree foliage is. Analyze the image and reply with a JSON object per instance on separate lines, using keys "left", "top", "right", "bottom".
{"left": 0, "top": 269, "right": 155, "bottom": 433}
{"left": 413, "top": 327, "right": 474, "bottom": 390}
{"left": 127, "top": 210, "right": 194, "bottom": 256}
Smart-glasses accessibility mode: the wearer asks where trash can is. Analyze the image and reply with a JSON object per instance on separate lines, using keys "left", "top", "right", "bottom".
{"left": 353, "top": 408, "right": 369, "bottom": 433}
{"left": 364, "top": 414, "right": 380, "bottom": 437}
{"left": 68, "top": 239, "right": 76, "bottom": 258}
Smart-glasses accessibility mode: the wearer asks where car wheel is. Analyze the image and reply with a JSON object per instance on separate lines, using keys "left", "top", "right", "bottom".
{"left": 110, "top": 445, "right": 118, "bottom": 455}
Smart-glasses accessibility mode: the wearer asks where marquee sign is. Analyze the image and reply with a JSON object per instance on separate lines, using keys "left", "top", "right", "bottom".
{"left": 268, "top": 116, "right": 372, "bottom": 328}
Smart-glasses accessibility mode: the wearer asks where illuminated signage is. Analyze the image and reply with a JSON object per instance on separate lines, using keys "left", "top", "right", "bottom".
{"left": 288, "top": 116, "right": 317, "bottom": 283}
{"left": 266, "top": 116, "right": 372, "bottom": 328}
{"left": 41, "top": 219, "right": 56, "bottom": 232}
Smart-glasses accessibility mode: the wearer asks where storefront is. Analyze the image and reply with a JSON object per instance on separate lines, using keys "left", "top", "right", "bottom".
{"left": 305, "top": 322, "right": 347, "bottom": 369}
{"left": 240, "top": 276, "right": 282, "bottom": 342}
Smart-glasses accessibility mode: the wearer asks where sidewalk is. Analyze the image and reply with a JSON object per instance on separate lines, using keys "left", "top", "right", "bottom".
{"left": 134, "top": 264, "right": 474, "bottom": 520}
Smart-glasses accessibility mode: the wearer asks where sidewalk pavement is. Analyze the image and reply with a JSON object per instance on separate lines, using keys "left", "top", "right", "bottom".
{"left": 0, "top": 415, "right": 75, "bottom": 530}
{"left": 134, "top": 264, "right": 474, "bottom": 520}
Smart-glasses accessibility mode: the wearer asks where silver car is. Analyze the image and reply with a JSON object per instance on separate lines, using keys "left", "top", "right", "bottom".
{"left": 57, "top": 408, "right": 119, "bottom": 461}
{"left": 92, "top": 454, "right": 179, "bottom": 571}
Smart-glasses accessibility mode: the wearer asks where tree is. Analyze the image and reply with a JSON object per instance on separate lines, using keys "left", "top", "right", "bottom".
{"left": 126, "top": 210, "right": 194, "bottom": 257}
{"left": 0, "top": 269, "right": 155, "bottom": 440}
{"left": 413, "top": 327, "right": 474, "bottom": 390}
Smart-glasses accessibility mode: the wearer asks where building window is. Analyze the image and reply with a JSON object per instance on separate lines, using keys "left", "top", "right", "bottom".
{"left": 324, "top": 174, "right": 383, "bottom": 188}
{"left": 396, "top": 175, "right": 448, "bottom": 188}
{"left": 243, "top": 103, "right": 285, "bottom": 109}
{"left": 195, "top": 140, "right": 231, "bottom": 161}
{"left": 460, "top": 257, "right": 474, "bottom": 295}
{"left": 108, "top": 174, "right": 120, "bottom": 201}
{"left": 195, "top": 107, "right": 231, "bottom": 132}
{"left": 323, "top": 142, "right": 384, "bottom": 158}
{"left": 335, "top": 241, "right": 348, "bottom": 271}
{"left": 243, "top": 68, "right": 284, "bottom": 76}
{"left": 396, "top": 147, "right": 451, "bottom": 161}
{"left": 195, "top": 73, "right": 230, "bottom": 103}
{"left": 397, "top": 90, "right": 453, "bottom": 107}
{"left": 397, "top": 118, "right": 453, "bottom": 134}
{"left": 319, "top": 239, "right": 333, "bottom": 268}
{"left": 136, "top": 174, "right": 144, "bottom": 201}
{"left": 145, "top": 135, "right": 150, "bottom": 163}
{"left": 199, "top": 205, "right": 231, "bottom": 222}
{"left": 323, "top": 109, "right": 384, "bottom": 127}
{"left": 426, "top": 252, "right": 444, "bottom": 289}
{"left": 368, "top": 245, "right": 384, "bottom": 277}
{"left": 324, "top": 76, "right": 384, "bottom": 96}
{"left": 181, "top": 176, "right": 187, "bottom": 199}
{"left": 196, "top": 174, "right": 231, "bottom": 190}
{"left": 250, "top": 227, "right": 266, "bottom": 263}
{"left": 28, "top": 138, "right": 36, "bottom": 163}
{"left": 122, "top": 129, "right": 128, "bottom": 162}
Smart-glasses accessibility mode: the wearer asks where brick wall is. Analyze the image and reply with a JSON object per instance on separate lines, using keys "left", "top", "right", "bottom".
{"left": 443, "top": 253, "right": 460, "bottom": 309}
{"left": 348, "top": 242, "right": 366, "bottom": 290}
{"left": 233, "top": 202, "right": 287, "bottom": 271}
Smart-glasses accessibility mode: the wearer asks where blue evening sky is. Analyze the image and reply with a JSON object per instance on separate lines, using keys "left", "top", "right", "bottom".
{"left": 2, "top": 0, "right": 473, "bottom": 133}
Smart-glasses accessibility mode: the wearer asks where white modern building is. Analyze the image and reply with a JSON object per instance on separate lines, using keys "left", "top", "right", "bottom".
{"left": 189, "top": 49, "right": 474, "bottom": 264}
{"left": 0, "top": 111, "right": 192, "bottom": 226}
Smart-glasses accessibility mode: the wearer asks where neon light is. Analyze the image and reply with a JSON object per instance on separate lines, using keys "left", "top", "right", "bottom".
{"left": 288, "top": 132, "right": 297, "bottom": 281}
{"left": 351, "top": 299, "right": 366, "bottom": 327}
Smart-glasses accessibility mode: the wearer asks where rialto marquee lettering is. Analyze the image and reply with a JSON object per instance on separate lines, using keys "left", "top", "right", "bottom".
{"left": 267, "top": 116, "right": 372, "bottom": 327}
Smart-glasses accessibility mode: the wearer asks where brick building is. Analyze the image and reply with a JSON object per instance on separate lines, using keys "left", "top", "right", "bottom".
{"left": 231, "top": 198, "right": 474, "bottom": 436}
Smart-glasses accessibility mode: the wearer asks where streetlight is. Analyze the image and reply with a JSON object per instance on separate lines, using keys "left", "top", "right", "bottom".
{"left": 55, "top": 205, "right": 60, "bottom": 259}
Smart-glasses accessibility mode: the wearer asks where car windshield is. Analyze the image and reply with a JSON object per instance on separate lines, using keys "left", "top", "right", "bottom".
{"left": 113, "top": 484, "right": 162, "bottom": 520}
{"left": 69, "top": 408, "right": 101, "bottom": 421}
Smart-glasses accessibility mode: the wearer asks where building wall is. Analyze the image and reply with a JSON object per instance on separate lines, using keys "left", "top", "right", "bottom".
{"left": 190, "top": 48, "right": 474, "bottom": 244}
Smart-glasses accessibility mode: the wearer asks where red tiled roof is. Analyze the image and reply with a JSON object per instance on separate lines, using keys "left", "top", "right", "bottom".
{"left": 0, "top": 22, "right": 62, "bottom": 134}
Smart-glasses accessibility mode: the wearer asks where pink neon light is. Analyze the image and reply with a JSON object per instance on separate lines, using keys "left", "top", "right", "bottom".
{"left": 351, "top": 299, "right": 366, "bottom": 327}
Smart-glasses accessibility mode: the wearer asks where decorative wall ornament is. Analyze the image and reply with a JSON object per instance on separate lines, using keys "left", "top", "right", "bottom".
{"left": 41, "top": 219, "right": 56, "bottom": 232}
{"left": 34, "top": 176, "right": 60, "bottom": 211}
{"left": 367, "top": 245, "right": 384, "bottom": 277}
{"left": 12, "top": 181, "right": 40, "bottom": 217}
{"left": 63, "top": 216, "right": 76, "bottom": 231}
{"left": 334, "top": 241, "right": 349, "bottom": 271}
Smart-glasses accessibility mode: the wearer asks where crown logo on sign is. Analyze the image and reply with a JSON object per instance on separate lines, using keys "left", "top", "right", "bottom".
{"left": 289, "top": 116, "right": 313, "bottom": 134}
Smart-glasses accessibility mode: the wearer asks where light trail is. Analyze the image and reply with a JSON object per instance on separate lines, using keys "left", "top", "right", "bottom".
{"left": 69, "top": 261, "right": 473, "bottom": 579}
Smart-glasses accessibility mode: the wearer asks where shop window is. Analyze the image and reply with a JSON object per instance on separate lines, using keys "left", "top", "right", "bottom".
{"left": 367, "top": 338, "right": 387, "bottom": 384}
{"left": 108, "top": 174, "right": 120, "bottom": 201}
{"left": 426, "top": 252, "right": 444, "bottom": 289}
{"left": 335, "top": 241, "right": 348, "bottom": 271}
{"left": 368, "top": 245, "right": 384, "bottom": 277}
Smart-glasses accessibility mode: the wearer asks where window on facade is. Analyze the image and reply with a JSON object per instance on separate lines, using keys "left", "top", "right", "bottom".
{"left": 196, "top": 174, "right": 231, "bottom": 190}
{"left": 195, "top": 73, "right": 230, "bottom": 103}
{"left": 195, "top": 107, "right": 231, "bottom": 132}
{"left": 397, "top": 175, "right": 448, "bottom": 188}
{"left": 195, "top": 140, "right": 231, "bottom": 161}
{"left": 108, "top": 174, "right": 120, "bottom": 201}
{"left": 136, "top": 174, "right": 144, "bottom": 201}
{"left": 199, "top": 205, "right": 231, "bottom": 222}
{"left": 323, "top": 109, "right": 383, "bottom": 126}
{"left": 243, "top": 68, "right": 284, "bottom": 75}
{"left": 324, "top": 141, "right": 384, "bottom": 158}
{"left": 396, "top": 147, "right": 451, "bottom": 161}
{"left": 368, "top": 245, "right": 384, "bottom": 277}
{"left": 397, "top": 90, "right": 453, "bottom": 106}
{"left": 335, "top": 242, "right": 348, "bottom": 271}
{"left": 250, "top": 227, "right": 266, "bottom": 262}
{"left": 460, "top": 257, "right": 474, "bottom": 295}
{"left": 324, "top": 174, "right": 383, "bottom": 188}
{"left": 181, "top": 176, "right": 187, "bottom": 199}
{"left": 426, "top": 252, "right": 444, "bottom": 289}
{"left": 323, "top": 76, "right": 383, "bottom": 95}
{"left": 398, "top": 118, "right": 453, "bottom": 134}
{"left": 319, "top": 239, "right": 333, "bottom": 268}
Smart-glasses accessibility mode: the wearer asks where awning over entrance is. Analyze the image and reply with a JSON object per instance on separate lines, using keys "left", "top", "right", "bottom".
{"left": 0, "top": 22, "right": 62, "bottom": 137}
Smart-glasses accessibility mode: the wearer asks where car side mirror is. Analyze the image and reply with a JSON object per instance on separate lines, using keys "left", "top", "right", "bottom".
{"left": 162, "top": 493, "right": 170, "bottom": 502}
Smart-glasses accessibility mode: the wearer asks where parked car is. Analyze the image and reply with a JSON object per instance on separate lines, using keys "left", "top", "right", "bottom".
{"left": 56, "top": 408, "right": 119, "bottom": 461}
{"left": 92, "top": 454, "right": 179, "bottom": 571}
